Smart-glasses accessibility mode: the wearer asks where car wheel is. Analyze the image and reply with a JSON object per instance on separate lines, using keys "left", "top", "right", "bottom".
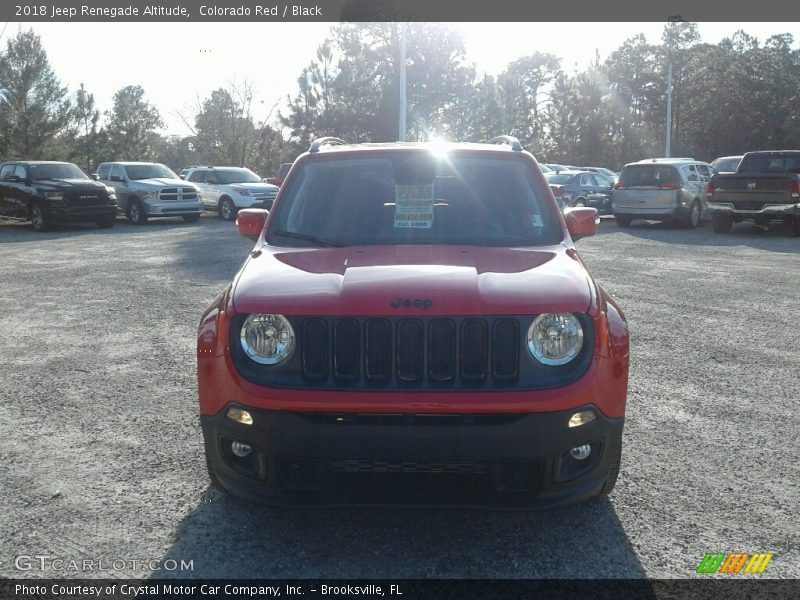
{"left": 615, "top": 215, "right": 632, "bottom": 228}
{"left": 183, "top": 214, "right": 200, "bottom": 223}
{"left": 598, "top": 444, "right": 622, "bottom": 497}
{"left": 127, "top": 200, "right": 148, "bottom": 225}
{"left": 791, "top": 218, "right": 800, "bottom": 237}
{"left": 30, "top": 202, "right": 51, "bottom": 232}
{"left": 96, "top": 216, "right": 115, "bottom": 229}
{"left": 711, "top": 213, "right": 733, "bottom": 234}
{"left": 219, "top": 197, "right": 236, "bottom": 221}
{"left": 574, "top": 197, "right": 587, "bottom": 207}
{"left": 205, "top": 449, "right": 224, "bottom": 492}
{"left": 683, "top": 201, "right": 701, "bottom": 229}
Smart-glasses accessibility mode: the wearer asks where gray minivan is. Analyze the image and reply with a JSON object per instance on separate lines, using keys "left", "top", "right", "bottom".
{"left": 612, "top": 158, "right": 712, "bottom": 228}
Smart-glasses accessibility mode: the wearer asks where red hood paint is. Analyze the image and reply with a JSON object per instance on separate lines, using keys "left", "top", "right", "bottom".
{"left": 232, "top": 245, "right": 593, "bottom": 316}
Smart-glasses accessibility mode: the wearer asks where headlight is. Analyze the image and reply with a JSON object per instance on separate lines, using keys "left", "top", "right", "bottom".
{"left": 141, "top": 192, "right": 157, "bottom": 200}
{"left": 527, "top": 313, "right": 584, "bottom": 366}
{"left": 240, "top": 314, "right": 295, "bottom": 365}
{"left": 232, "top": 187, "right": 251, "bottom": 196}
{"left": 44, "top": 191, "right": 64, "bottom": 201}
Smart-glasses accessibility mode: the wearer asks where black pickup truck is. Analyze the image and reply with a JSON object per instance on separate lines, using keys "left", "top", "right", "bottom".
{"left": 706, "top": 150, "right": 800, "bottom": 235}
{"left": 0, "top": 161, "right": 118, "bottom": 232}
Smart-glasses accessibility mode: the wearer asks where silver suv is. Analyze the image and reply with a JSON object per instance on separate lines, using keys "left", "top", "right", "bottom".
{"left": 96, "top": 162, "right": 203, "bottom": 225}
{"left": 612, "top": 158, "right": 713, "bottom": 228}
{"left": 184, "top": 166, "right": 279, "bottom": 221}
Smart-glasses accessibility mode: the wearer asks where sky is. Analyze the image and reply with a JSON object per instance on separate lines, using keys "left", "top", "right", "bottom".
{"left": 16, "top": 21, "right": 798, "bottom": 136}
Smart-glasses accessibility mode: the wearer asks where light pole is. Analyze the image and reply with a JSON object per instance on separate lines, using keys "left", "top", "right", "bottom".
{"left": 665, "top": 60, "right": 673, "bottom": 158}
{"left": 398, "top": 24, "right": 406, "bottom": 142}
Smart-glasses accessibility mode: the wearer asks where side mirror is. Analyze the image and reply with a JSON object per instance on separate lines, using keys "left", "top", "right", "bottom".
{"left": 91, "top": 173, "right": 99, "bottom": 181}
{"left": 236, "top": 208, "right": 269, "bottom": 241}
{"left": 564, "top": 207, "right": 599, "bottom": 241}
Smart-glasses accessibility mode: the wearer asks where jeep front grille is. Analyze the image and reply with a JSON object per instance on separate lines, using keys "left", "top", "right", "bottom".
{"left": 230, "top": 314, "right": 594, "bottom": 392}
{"left": 300, "top": 316, "right": 519, "bottom": 386}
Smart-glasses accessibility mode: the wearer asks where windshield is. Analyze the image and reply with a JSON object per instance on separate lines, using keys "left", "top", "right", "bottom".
{"left": 29, "top": 163, "right": 90, "bottom": 181}
{"left": 711, "top": 157, "right": 741, "bottom": 172}
{"left": 618, "top": 165, "right": 680, "bottom": 187}
{"left": 214, "top": 168, "right": 261, "bottom": 184}
{"left": 737, "top": 154, "right": 800, "bottom": 174}
{"left": 125, "top": 164, "right": 178, "bottom": 180}
{"left": 267, "top": 153, "right": 561, "bottom": 247}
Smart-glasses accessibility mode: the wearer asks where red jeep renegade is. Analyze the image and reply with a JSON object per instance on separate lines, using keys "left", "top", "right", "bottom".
{"left": 197, "top": 136, "right": 629, "bottom": 508}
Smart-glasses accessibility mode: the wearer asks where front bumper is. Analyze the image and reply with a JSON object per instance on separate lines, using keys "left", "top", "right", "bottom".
{"left": 144, "top": 200, "right": 204, "bottom": 217}
{"left": 47, "top": 204, "right": 117, "bottom": 222}
{"left": 202, "top": 403, "right": 624, "bottom": 509}
{"left": 239, "top": 197, "right": 275, "bottom": 210}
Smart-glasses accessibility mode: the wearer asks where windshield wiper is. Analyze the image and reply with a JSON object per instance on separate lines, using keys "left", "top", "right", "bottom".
{"left": 271, "top": 230, "right": 345, "bottom": 247}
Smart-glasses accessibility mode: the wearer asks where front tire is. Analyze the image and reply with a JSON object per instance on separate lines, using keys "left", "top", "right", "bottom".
{"left": 574, "top": 197, "right": 587, "bottom": 208}
{"left": 218, "top": 197, "right": 236, "bottom": 221}
{"left": 96, "top": 216, "right": 115, "bottom": 229}
{"left": 615, "top": 215, "right": 632, "bottom": 228}
{"left": 598, "top": 444, "right": 622, "bottom": 497}
{"left": 30, "top": 202, "right": 50, "bottom": 232}
{"left": 127, "top": 200, "right": 148, "bottom": 225}
{"left": 712, "top": 213, "right": 733, "bottom": 234}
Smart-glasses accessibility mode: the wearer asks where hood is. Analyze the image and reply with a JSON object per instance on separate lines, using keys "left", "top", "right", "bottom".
{"left": 130, "top": 178, "right": 193, "bottom": 189}
{"left": 232, "top": 245, "right": 593, "bottom": 316}
{"left": 229, "top": 182, "right": 279, "bottom": 192}
{"left": 35, "top": 179, "right": 108, "bottom": 191}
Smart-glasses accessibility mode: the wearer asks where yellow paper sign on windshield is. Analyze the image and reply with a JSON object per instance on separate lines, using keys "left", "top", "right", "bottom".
{"left": 394, "top": 184, "right": 434, "bottom": 229}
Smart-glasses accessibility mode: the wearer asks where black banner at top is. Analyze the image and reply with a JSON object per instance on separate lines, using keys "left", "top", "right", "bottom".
{"left": 2, "top": 0, "right": 799, "bottom": 22}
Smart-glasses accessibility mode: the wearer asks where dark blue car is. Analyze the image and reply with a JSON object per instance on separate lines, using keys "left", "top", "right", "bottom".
{"left": 544, "top": 170, "right": 614, "bottom": 212}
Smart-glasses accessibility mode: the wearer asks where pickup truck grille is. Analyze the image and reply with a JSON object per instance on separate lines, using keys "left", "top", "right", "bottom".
{"left": 158, "top": 187, "right": 198, "bottom": 201}
{"left": 65, "top": 192, "right": 105, "bottom": 206}
{"left": 300, "top": 317, "right": 520, "bottom": 386}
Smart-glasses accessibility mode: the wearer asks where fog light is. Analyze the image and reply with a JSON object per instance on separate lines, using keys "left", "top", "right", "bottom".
{"left": 226, "top": 408, "right": 253, "bottom": 425}
{"left": 569, "top": 444, "right": 592, "bottom": 461}
{"left": 568, "top": 410, "right": 596, "bottom": 428}
{"left": 231, "top": 441, "right": 252, "bottom": 457}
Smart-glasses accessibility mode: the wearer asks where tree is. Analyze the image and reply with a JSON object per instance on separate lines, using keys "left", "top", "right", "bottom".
{"left": 0, "top": 29, "right": 72, "bottom": 159}
{"left": 71, "top": 83, "right": 100, "bottom": 170}
{"left": 103, "top": 85, "right": 163, "bottom": 161}
{"left": 498, "top": 53, "right": 561, "bottom": 153}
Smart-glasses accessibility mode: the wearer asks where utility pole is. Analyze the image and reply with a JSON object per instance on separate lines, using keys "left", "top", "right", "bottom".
{"left": 398, "top": 24, "right": 407, "bottom": 142}
{"left": 665, "top": 60, "right": 673, "bottom": 157}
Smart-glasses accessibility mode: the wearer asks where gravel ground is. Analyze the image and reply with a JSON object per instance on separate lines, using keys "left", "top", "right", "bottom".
{"left": 0, "top": 215, "right": 797, "bottom": 579}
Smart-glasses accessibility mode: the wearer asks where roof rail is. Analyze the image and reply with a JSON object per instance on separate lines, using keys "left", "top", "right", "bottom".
{"left": 309, "top": 137, "right": 347, "bottom": 153}
{"left": 649, "top": 157, "right": 695, "bottom": 162}
{"left": 487, "top": 135, "right": 523, "bottom": 152}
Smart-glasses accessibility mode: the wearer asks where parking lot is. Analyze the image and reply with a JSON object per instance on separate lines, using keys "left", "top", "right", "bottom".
{"left": 1, "top": 215, "right": 797, "bottom": 579}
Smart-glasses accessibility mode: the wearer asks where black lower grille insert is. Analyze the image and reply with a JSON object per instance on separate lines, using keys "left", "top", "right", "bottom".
{"left": 429, "top": 319, "right": 456, "bottom": 381}
{"left": 492, "top": 318, "right": 520, "bottom": 380}
{"left": 397, "top": 319, "right": 424, "bottom": 381}
{"left": 333, "top": 319, "right": 360, "bottom": 380}
{"left": 302, "top": 319, "right": 328, "bottom": 380}
{"left": 460, "top": 319, "right": 488, "bottom": 381}
{"left": 365, "top": 319, "right": 391, "bottom": 381}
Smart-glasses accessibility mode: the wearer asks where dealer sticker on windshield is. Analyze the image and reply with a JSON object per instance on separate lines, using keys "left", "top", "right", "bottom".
{"left": 394, "top": 184, "right": 435, "bottom": 229}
